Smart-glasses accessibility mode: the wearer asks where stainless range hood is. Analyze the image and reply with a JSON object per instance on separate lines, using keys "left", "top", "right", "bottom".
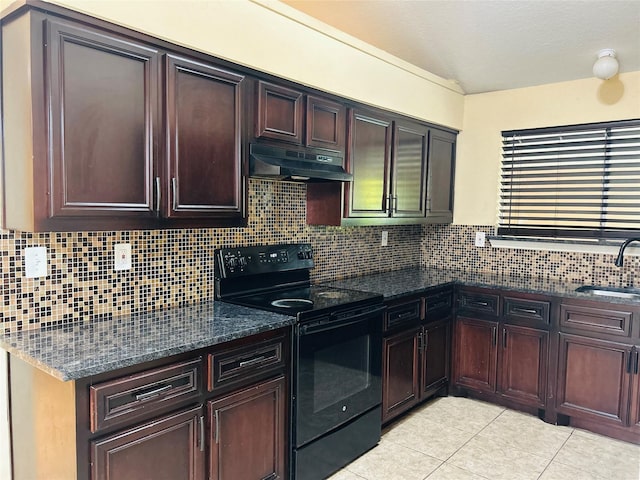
{"left": 249, "top": 143, "right": 352, "bottom": 182}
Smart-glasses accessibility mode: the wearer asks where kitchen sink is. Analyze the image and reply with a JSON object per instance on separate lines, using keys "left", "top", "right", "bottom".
{"left": 575, "top": 285, "right": 640, "bottom": 300}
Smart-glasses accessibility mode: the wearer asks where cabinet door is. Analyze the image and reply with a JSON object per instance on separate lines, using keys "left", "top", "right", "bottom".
{"left": 556, "top": 333, "right": 632, "bottom": 427}
{"left": 498, "top": 325, "right": 548, "bottom": 407}
{"left": 208, "top": 375, "right": 286, "bottom": 480}
{"left": 91, "top": 406, "right": 205, "bottom": 480}
{"left": 345, "top": 109, "right": 393, "bottom": 218}
{"left": 426, "top": 129, "right": 456, "bottom": 223}
{"left": 166, "top": 55, "right": 244, "bottom": 219}
{"left": 453, "top": 317, "right": 498, "bottom": 393}
{"left": 256, "top": 81, "right": 303, "bottom": 144}
{"left": 630, "top": 347, "right": 640, "bottom": 435}
{"left": 305, "top": 95, "right": 346, "bottom": 153}
{"left": 382, "top": 328, "right": 420, "bottom": 423}
{"left": 422, "top": 319, "right": 451, "bottom": 397}
{"left": 391, "top": 121, "right": 428, "bottom": 218}
{"left": 46, "top": 19, "right": 159, "bottom": 219}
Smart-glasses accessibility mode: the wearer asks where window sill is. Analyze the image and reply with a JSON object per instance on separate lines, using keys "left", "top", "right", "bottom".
{"left": 488, "top": 236, "right": 640, "bottom": 257}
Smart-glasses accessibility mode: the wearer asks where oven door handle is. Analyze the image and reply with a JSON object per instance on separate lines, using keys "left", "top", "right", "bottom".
{"left": 299, "top": 306, "right": 386, "bottom": 336}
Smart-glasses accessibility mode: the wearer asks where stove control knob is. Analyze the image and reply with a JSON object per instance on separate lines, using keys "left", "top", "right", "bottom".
{"left": 297, "top": 252, "right": 305, "bottom": 260}
{"left": 226, "top": 257, "right": 238, "bottom": 268}
{"left": 238, "top": 256, "right": 247, "bottom": 267}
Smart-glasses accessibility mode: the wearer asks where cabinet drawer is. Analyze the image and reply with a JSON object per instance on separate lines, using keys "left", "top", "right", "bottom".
{"left": 560, "top": 303, "right": 633, "bottom": 338}
{"left": 425, "top": 291, "right": 453, "bottom": 322}
{"left": 458, "top": 291, "right": 500, "bottom": 317}
{"left": 208, "top": 335, "right": 285, "bottom": 392}
{"left": 503, "top": 297, "right": 550, "bottom": 326}
{"left": 90, "top": 358, "right": 202, "bottom": 433}
{"left": 385, "top": 299, "right": 422, "bottom": 332}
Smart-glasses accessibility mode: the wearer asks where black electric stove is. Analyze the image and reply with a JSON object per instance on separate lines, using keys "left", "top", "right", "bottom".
{"left": 214, "top": 243, "right": 384, "bottom": 480}
{"left": 214, "top": 243, "right": 382, "bottom": 319}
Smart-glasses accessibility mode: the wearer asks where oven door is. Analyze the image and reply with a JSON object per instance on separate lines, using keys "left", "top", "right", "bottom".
{"left": 294, "top": 305, "right": 384, "bottom": 447}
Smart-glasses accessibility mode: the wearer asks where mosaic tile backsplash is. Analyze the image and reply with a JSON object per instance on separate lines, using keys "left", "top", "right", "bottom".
{"left": 1, "top": 179, "right": 421, "bottom": 333}
{"left": 421, "top": 224, "right": 640, "bottom": 289}
{"left": 3, "top": 182, "right": 638, "bottom": 334}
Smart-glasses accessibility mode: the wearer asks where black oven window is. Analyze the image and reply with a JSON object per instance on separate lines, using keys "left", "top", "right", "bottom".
{"left": 313, "top": 334, "right": 371, "bottom": 413}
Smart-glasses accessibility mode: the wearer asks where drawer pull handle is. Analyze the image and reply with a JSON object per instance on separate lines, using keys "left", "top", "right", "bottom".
{"left": 470, "top": 301, "right": 490, "bottom": 307}
{"left": 635, "top": 350, "right": 639, "bottom": 375}
{"left": 393, "top": 310, "right": 416, "bottom": 320}
{"left": 512, "top": 307, "right": 539, "bottom": 315}
{"left": 492, "top": 327, "right": 497, "bottom": 346}
{"left": 628, "top": 351, "right": 635, "bottom": 374}
{"left": 214, "top": 410, "right": 220, "bottom": 444}
{"left": 239, "top": 356, "right": 267, "bottom": 368}
{"left": 502, "top": 328, "right": 507, "bottom": 349}
{"left": 134, "top": 384, "right": 173, "bottom": 401}
{"left": 172, "top": 177, "right": 178, "bottom": 211}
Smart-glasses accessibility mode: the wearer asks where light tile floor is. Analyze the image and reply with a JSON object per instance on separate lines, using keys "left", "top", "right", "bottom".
{"left": 329, "top": 397, "right": 640, "bottom": 480}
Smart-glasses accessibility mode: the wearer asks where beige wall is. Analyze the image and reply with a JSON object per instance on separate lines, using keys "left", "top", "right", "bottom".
{"left": 455, "top": 71, "right": 640, "bottom": 225}
{"left": 13, "top": 0, "right": 464, "bottom": 130}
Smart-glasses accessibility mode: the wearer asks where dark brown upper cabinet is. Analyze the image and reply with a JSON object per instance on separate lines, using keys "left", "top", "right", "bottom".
{"left": 165, "top": 55, "right": 244, "bottom": 219}
{"left": 1, "top": 13, "right": 245, "bottom": 231}
{"left": 256, "top": 81, "right": 304, "bottom": 144}
{"left": 255, "top": 80, "right": 346, "bottom": 154}
{"left": 344, "top": 108, "right": 393, "bottom": 219}
{"left": 306, "top": 95, "right": 346, "bottom": 152}
{"left": 47, "top": 20, "right": 159, "bottom": 224}
{"left": 308, "top": 107, "right": 456, "bottom": 226}
{"left": 426, "top": 129, "right": 456, "bottom": 223}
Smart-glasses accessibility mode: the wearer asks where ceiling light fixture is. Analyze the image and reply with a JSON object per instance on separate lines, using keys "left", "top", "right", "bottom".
{"left": 593, "top": 49, "right": 619, "bottom": 80}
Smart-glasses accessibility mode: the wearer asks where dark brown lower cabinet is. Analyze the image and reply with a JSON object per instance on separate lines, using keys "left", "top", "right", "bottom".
{"left": 91, "top": 406, "right": 205, "bottom": 480}
{"left": 208, "top": 375, "right": 286, "bottom": 480}
{"left": 454, "top": 317, "right": 498, "bottom": 393}
{"left": 498, "top": 325, "right": 548, "bottom": 407}
{"left": 556, "top": 334, "right": 632, "bottom": 427}
{"left": 454, "top": 317, "right": 548, "bottom": 409}
{"left": 382, "top": 319, "right": 451, "bottom": 423}
{"left": 422, "top": 319, "right": 451, "bottom": 396}
{"left": 382, "top": 327, "right": 420, "bottom": 422}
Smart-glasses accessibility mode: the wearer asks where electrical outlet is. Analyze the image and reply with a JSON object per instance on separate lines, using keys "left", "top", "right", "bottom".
{"left": 381, "top": 231, "right": 389, "bottom": 247}
{"left": 475, "top": 231, "right": 486, "bottom": 247}
{"left": 114, "top": 243, "right": 132, "bottom": 271}
{"left": 24, "top": 246, "right": 48, "bottom": 278}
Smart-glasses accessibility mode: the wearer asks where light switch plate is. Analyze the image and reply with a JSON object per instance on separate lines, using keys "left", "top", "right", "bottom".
{"left": 24, "top": 246, "right": 48, "bottom": 278}
{"left": 114, "top": 243, "right": 132, "bottom": 271}
{"left": 475, "top": 231, "right": 486, "bottom": 247}
{"left": 381, "top": 231, "right": 389, "bottom": 247}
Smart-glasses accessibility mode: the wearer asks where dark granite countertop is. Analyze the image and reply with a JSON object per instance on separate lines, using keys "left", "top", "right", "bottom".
{"left": 325, "top": 267, "right": 640, "bottom": 305}
{"left": 0, "top": 301, "right": 293, "bottom": 381}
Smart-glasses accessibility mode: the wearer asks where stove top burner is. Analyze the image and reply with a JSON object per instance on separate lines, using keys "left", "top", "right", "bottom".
{"left": 271, "top": 298, "right": 314, "bottom": 308}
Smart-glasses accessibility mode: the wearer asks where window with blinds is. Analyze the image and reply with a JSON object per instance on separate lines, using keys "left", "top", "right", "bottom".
{"left": 498, "top": 119, "right": 640, "bottom": 239}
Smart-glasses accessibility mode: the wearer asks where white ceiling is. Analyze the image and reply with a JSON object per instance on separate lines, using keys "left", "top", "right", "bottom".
{"left": 281, "top": 0, "right": 640, "bottom": 94}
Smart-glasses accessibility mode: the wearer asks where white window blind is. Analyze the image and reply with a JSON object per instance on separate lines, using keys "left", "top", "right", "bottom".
{"left": 499, "top": 119, "right": 640, "bottom": 239}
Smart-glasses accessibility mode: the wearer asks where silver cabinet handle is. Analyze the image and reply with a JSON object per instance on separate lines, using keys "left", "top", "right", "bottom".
{"left": 199, "top": 415, "right": 205, "bottom": 452}
{"left": 214, "top": 410, "right": 220, "bottom": 444}
{"left": 155, "top": 177, "right": 161, "bottom": 212}
{"left": 239, "top": 356, "right": 267, "bottom": 368}
{"left": 135, "top": 384, "right": 172, "bottom": 401}
{"left": 512, "top": 307, "right": 539, "bottom": 315}
{"left": 172, "top": 177, "right": 178, "bottom": 211}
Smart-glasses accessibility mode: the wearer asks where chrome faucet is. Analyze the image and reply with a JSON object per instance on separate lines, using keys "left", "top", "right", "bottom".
{"left": 614, "top": 238, "right": 640, "bottom": 267}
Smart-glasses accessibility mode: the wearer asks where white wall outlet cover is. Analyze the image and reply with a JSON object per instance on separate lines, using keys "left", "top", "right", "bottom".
{"left": 475, "top": 231, "right": 486, "bottom": 247}
{"left": 114, "top": 243, "right": 132, "bottom": 271}
{"left": 381, "top": 230, "right": 389, "bottom": 247}
{"left": 24, "top": 246, "right": 48, "bottom": 278}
